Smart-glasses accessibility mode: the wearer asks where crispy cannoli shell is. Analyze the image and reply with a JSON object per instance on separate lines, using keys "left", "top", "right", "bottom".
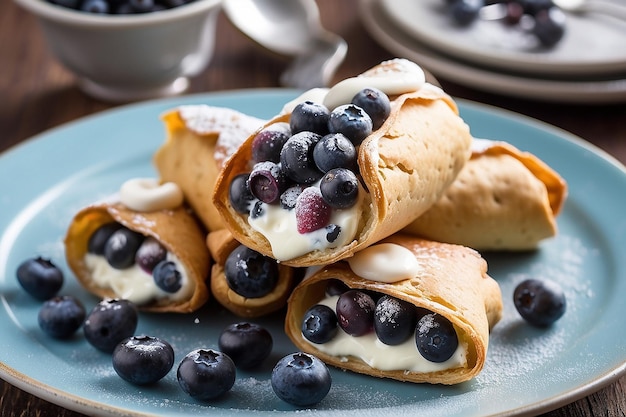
{"left": 284, "top": 234, "right": 502, "bottom": 385}
{"left": 403, "top": 140, "right": 568, "bottom": 250}
{"left": 64, "top": 202, "right": 210, "bottom": 313}
{"left": 213, "top": 85, "right": 472, "bottom": 267}
{"left": 154, "top": 106, "right": 264, "bottom": 232}
{"left": 206, "top": 229, "right": 295, "bottom": 318}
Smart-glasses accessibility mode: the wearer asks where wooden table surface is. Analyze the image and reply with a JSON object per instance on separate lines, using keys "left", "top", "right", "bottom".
{"left": 1, "top": 0, "right": 625, "bottom": 416}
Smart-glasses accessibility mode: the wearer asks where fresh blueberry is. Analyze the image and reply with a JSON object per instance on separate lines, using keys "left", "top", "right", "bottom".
{"left": 83, "top": 298, "right": 139, "bottom": 353}
{"left": 374, "top": 295, "right": 417, "bottom": 345}
{"left": 88, "top": 223, "right": 122, "bottom": 255}
{"left": 327, "top": 104, "right": 373, "bottom": 146}
{"left": 80, "top": 0, "right": 109, "bottom": 13}
{"left": 38, "top": 295, "right": 86, "bottom": 339}
{"left": 325, "top": 224, "right": 341, "bottom": 243}
{"left": 279, "top": 185, "right": 305, "bottom": 210}
{"left": 351, "top": 87, "right": 391, "bottom": 130}
{"left": 313, "top": 133, "right": 357, "bottom": 173}
{"left": 290, "top": 101, "right": 330, "bottom": 136}
{"left": 513, "top": 279, "right": 566, "bottom": 327}
{"left": 336, "top": 290, "right": 375, "bottom": 336}
{"left": 177, "top": 349, "right": 236, "bottom": 401}
{"left": 224, "top": 245, "right": 279, "bottom": 298}
{"left": 218, "top": 322, "right": 273, "bottom": 369}
{"left": 104, "top": 227, "right": 144, "bottom": 269}
{"left": 229, "top": 173, "right": 255, "bottom": 215}
{"left": 294, "top": 187, "right": 332, "bottom": 234}
{"left": 319, "top": 167, "right": 359, "bottom": 209}
{"left": 112, "top": 335, "right": 175, "bottom": 385}
{"left": 16, "top": 257, "right": 64, "bottom": 301}
{"left": 271, "top": 352, "right": 331, "bottom": 407}
{"left": 532, "top": 7, "right": 566, "bottom": 47}
{"left": 301, "top": 304, "right": 338, "bottom": 344}
{"left": 152, "top": 260, "right": 183, "bottom": 293}
{"left": 280, "top": 131, "right": 324, "bottom": 184}
{"left": 415, "top": 313, "right": 458, "bottom": 363}
{"left": 248, "top": 161, "right": 288, "bottom": 204}
{"left": 251, "top": 123, "right": 291, "bottom": 163}
{"left": 250, "top": 200, "right": 265, "bottom": 219}
{"left": 325, "top": 279, "right": 349, "bottom": 296}
{"left": 448, "top": 0, "right": 484, "bottom": 26}
{"left": 135, "top": 237, "right": 167, "bottom": 273}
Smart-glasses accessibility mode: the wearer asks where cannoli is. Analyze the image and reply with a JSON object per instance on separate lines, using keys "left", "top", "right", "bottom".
{"left": 284, "top": 234, "right": 502, "bottom": 385}
{"left": 212, "top": 59, "right": 473, "bottom": 267}
{"left": 403, "top": 139, "right": 568, "bottom": 250}
{"left": 64, "top": 179, "right": 211, "bottom": 313}
{"left": 154, "top": 105, "right": 265, "bottom": 232}
{"left": 206, "top": 229, "right": 296, "bottom": 318}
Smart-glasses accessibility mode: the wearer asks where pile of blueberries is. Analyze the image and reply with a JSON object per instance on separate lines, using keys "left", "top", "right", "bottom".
{"left": 229, "top": 87, "right": 391, "bottom": 240}
{"left": 46, "top": 0, "right": 196, "bottom": 15}
{"left": 15, "top": 256, "right": 332, "bottom": 407}
{"left": 444, "top": 0, "right": 567, "bottom": 47}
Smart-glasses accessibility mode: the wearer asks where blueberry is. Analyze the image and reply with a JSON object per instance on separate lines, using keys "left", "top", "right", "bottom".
{"left": 301, "top": 304, "right": 338, "bottom": 344}
{"left": 152, "top": 260, "right": 183, "bottom": 293}
{"left": 336, "top": 290, "right": 375, "bottom": 336}
{"left": 38, "top": 295, "right": 86, "bottom": 339}
{"left": 83, "top": 298, "right": 139, "bottom": 353}
{"left": 251, "top": 123, "right": 291, "bottom": 163}
{"left": 224, "top": 245, "right": 279, "bottom": 298}
{"left": 532, "top": 7, "right": 566, "bottom": 47}
{"left": 279, "top": 185, "right": 305, "bottom": 210}
{"left": 290, "top": 101, "right": 330, "bottom": 136}
{"left": 250, "top": 200, "right": 265, "bottom": 219}
{"left": 513, "top": 279, "right": 566, "bottom": 327}
{"left": 328, "top": 104, "right": 373, "bottom": 146}
{"left": 415, "top": 313, "right": 458, "bottom": 363}
{"left": 448, "top": 0, "right": 484, "bottom": 26}
{"left": 313, "top": 133, "right": 357, "bottom": 173}
{"left": 104, "top": 227, "right": 144, "bottom": 269}
{"left": 248, "top": 161, "right": 288, "bottom": 204}
{"left": 351, "top": 87, "right": 391, "bottom": 130}
{"left": 294, "top": 187, "right": 332, "bottom": 234}
{"left": 135, "top": 237, "right": 167, "bottom": 273}
{"left": 218, "top": 322, "right": 273, "bottom": 369}
{"left": 88, "top": 223, "right": 122, "bottom": 255}
{"left": 325, "top": 224, "right": 341, "bottom": 243}
{"left": 229, "top": 173, "right": 256, "bottom": 215}
{"left": 129, "top": 0, "right": 154, "bottom": 12}
{"left": 177, "top": 349, "right": 236, "bottom": 401}
{"left": 280, "top": 131, "right": 324, "bottom": 184}
{"left": 374, "top": 295, "right": 417, "bottom": 346}
{"left": 325, "top": 279, "right": 349, "bottom": 296}
{"left": 112, "top": 335, "right": 175, "bottom": 385}
{"left": 16, "top": 257, "right": 64, "bottom": 301}
{"left": 271, "top": 352, "right": 331, "bottom": 407}
{"left": 80, "top": 0, "right": 109, "bottom": 13}
{"left": 319, "top": 167, "right": 359, "bottom": 209}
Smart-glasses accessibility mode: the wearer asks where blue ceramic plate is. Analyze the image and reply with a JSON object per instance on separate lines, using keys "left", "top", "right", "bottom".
{"left": 1, "top": 90, "right": 625, "bottom": 417}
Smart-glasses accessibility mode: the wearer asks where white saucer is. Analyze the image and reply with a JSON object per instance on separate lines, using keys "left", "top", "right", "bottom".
{"left": 360, "top": 0, "right": 626, "bottom": 103}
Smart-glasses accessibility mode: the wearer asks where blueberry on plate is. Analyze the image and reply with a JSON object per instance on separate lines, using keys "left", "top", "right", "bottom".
{"left": 177, "top": 349, "right": 236, "bottom": 401}
{"left": 38, "top": 295, "right": 86, "bottom": 339}
{"left": 218, "top": 322, "right": 273, "bottom": 369}
{"left": 224, "top": 245, "right": 279, "bottom": 298}
{"left": 513, "top": 278, "right": 566, "bottom": 327}
{"left": 415, "top": 312, "right": 458, "bottom": 363}
{"left": 271, "top": 352, "right": 331, "bottom": 407}
{"left": 16, "top": 256, "right": 64, "bottom": 301}
{"left": 290, "top": 101, "right": 330, "bottom": 136}
{"left": 83, "top": 298, "right": 139, "bottom": 353}
{"left": 112, "top": 335, "right": 175, "bottom": 385}
{"left": 301, "top": 304, "right": 338, "bottom": 344}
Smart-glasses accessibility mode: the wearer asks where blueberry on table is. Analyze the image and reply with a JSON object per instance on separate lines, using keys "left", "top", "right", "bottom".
{"left": 251, "top": 123, "right": 291, "bottom": 164}
{"left": 328, "top": 104, "right": 373, "bottom": 146}
{"left": 415, "top": 313, "right": 459, "bottom": 363}
{"left": 290, "top": 101, "right": 331, "bottom": 136}
{"left": 38, "top": 295, "right": 86, "bottom": 339}
{"left": 16, "top": 256, "right": 64, "bottom": 301}
{"left": 335, "top": 289, "right": 375, "bottom": 337}
{"left": 374, "top": 295, "right": 418, "bottom": 346}
{"left": 104, "top": 227, "right": 144, "bottom": 269}
{"left": 88, "top": 222, "right": 122, "bottom": 255}
{"left": 152, "top": 260, "right": 183, "bottom": 293}
{"left": 224, "top": 245, "right": 279, "bottom": 298}
{"left": 112, "top": 335, "right": 175, "bottom": 385}
{"left": 271, "top": 352, "right": 332, "bottom": 407}
{"left": 177, "top": 349, "right": 236, "bottom": 401}
{"left": 280, "top": 131, "right": 324, "bottom": 185}
{"left": 513, "top": 279, "right": 566, "bottom": 327}
{"left": 83, "top": 298, "right": 139, "bottom": 353}
{"left": 301, "top": 304, "right": 338, "bottom": 344}
{"left": 319, "top": 167, "right": 359, "bottom": 209}
{"left": 229, "top": 173, "right": 255, "bottom": 215}
{"left": 218, "top": 322, "right": 273, "bottom": 369}
{"left": 351, "top": 87, "right": 391, "bottom": 130}
{"left": 313, "top": 133, "right": 357, "bottom": 173}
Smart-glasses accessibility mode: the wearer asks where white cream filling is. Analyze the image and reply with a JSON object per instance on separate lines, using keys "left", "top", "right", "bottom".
{"left": 306, "top": 295, "right": 468, "bottom": 373}
{"left": 84, "top": 252, "right": 193, "bottom": 305}
{"left": 347, "top": 243, "right": 423, "bottom": 283}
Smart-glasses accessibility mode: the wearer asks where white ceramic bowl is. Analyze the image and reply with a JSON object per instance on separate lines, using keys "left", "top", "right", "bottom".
{"left": 15, "top": 0, "right": 222, "bottom": 102}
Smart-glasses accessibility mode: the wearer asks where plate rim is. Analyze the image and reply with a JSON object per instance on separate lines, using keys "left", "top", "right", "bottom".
{"left": 1, "top": 89, "right": 625, "bottom": 417}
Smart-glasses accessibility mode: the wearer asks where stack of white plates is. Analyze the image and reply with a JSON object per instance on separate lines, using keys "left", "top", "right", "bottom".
{"left": 360, "top": 0, "right": 626, "bottom": 103}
